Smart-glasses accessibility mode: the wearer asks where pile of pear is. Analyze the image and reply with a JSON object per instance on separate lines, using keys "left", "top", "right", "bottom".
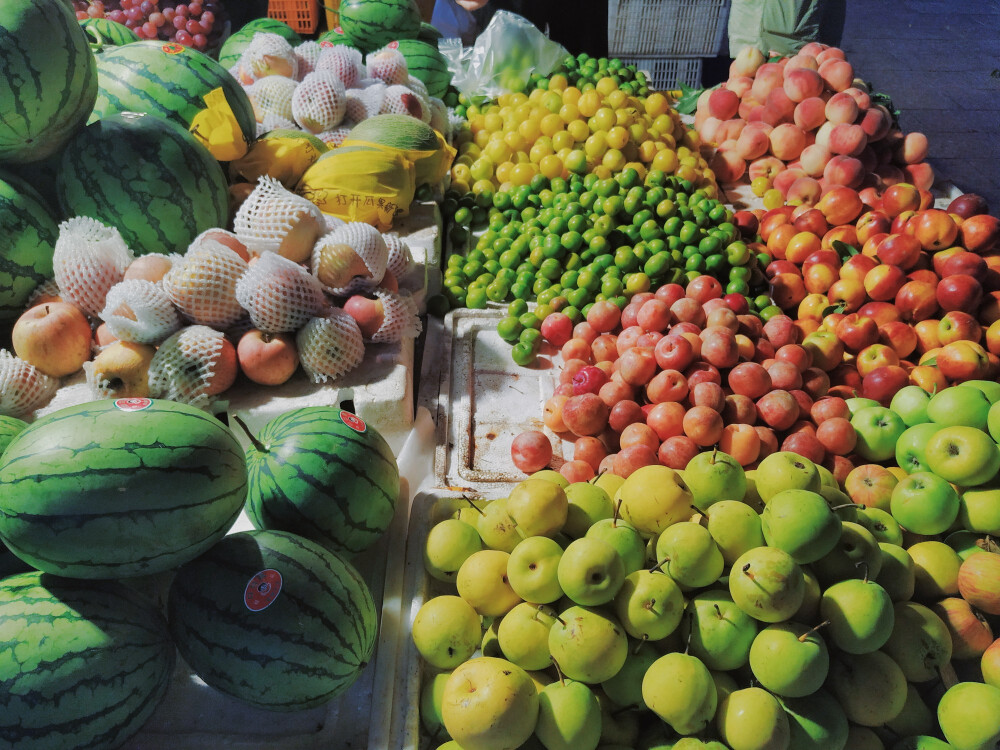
{"left": 411, "top": 449, "right": 1000, "bottom": 750}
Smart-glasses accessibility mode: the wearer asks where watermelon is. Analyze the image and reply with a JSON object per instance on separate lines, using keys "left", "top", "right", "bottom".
{"left": 395, "top": 38, "right": 452, "bottom": 98}
{"left": 167, "top": 529, "right": 378, "bottom": 710}
{"left": 0, "top": 415, "right": 27, "bottom": 456}
{"left": 56, "top": 112, "right": 229, "bottom": 256}
{"left": 0, "top": 170, "right": 58, "bottom": 320}
{"left": 316, "top": 26, "right": 354, "bottom": 46}
{"left": 79, "top": 16, "right": 139, "bottom": 50}
{"left": 0, "top": 571, "right": 175, "bottom": 750}
{"left": 0, "top": 398, "right": 248, "bottom": 579}
{"left": 338, "top": 0, "right": 422, "bottom": 53}
{"left": 241, "top": 407, "right": 399, "bottom": 555}
{"left": 0, "top": 0, "right": 98, "bottom": 165}
{"left": 218, "top": 17, "right": 302, "bottom": 69}
{"left": 416, "top": 21, "right": 443, "bottom": 46}
{"left": 89, "top": 40, "right": 257, "bottom": 149}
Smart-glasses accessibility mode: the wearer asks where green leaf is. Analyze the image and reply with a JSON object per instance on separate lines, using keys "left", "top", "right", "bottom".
{"left": 922, "top": 357, "right": 937, "bottom": 368}
{"left": 821, "top": 302, "right": 847, "bottom": 317}
{"left": 832, "top": 240, "right": 860, "bottom": 259}
{"left": 674, "top": 82, "right": 705, "bottom": 115}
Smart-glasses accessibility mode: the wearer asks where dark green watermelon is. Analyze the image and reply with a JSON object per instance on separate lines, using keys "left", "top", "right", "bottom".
{"left": 218, "top": 17, "right": 302, "bottom": 69}
{"left": 395, "top": 38, "right": 451, "bottom": 98}
{"left": 0, "top": 169, "right": 58, "bottom": 320}
{"left": 338, "top": 0, "right": 422, "bottom": 53}
{"left": 79, "top": 16, "right": 139, "bottom": 51}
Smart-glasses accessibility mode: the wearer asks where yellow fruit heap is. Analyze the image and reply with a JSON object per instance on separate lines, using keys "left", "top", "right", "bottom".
{"left": 449, "top": 76, "right": 718, "bottom": 197}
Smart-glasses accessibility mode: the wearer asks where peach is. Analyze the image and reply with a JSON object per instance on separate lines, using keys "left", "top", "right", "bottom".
{"left": 739, "top": 96, "right": 765, "bottom": 120}
{"left": 709, "top": 147, "right": 746, "bottom": 184}
{"left": 695, "top": 88, "right": 714, "bottom": 116}
{"left": 715, "top": 118, "right": 747, "bottom": 143}
{"left": 858, "top": 105, "right": 892, "bottom": 142}
{"left": 910, "top": 208, "right": 959, "bottom": 251}
{"left": 828, "top": 123, "right": 868, "bottom": 157}
{"left": 730, "top": 45, "right": 767, "bottom": 78}
{"left": 769, "top": 123, "right": 807, "bottom": 161}
{"left": 814, "top": 120, "right": 834, "bottom": 150}
{"left": 750, "top": 62, "right": 786, "bottom": 101}
{"left": 783, "top": 67, "right": 824, "bottom": 103}
{"left": 824, "top": 91, "right": 859, "bottom": 124}
{"left": 793, "top": 96, "right": 828, "bottom": 132}
{"left": 765, "top": 87, "right": 797, "bottom": 122}
{"left": 727, "top": 75, "right": 755, "bottom": 99}
{"left": 857, "top": 145, "right": 879, "bottom": 174}
{"left": 816, "top": 185, "right": 864, "bottom": 226}
{"left": 708, "top": 87, "right": 740, "bottom": 120}
{"left": 799, "top": 143, "right": 833, "bottom": 177}
{"left": 734, "top": 123, "right": 772, "bottom": 160}
{"left": 698, "top": 116, "right": 723, "bottom": 144}
{"left": 785, "top": 53, "right": 820, "bottom": 72}
{"left": 799, "top": 41, "right": 827, "bottom": 57}
{"left": 818, "top": 58, "right": 854, "bottom": 91}
{"left": 773, "top": 167, "right": 809, "bottom": 198}
{"left": 786, "top": 176, "right": 823, "bottom": 206}
{"left": 876, "top": 163, "right": 906, "bottom": 187}
{"left": 816, "top": 46, "right": 846, "bottom": 64}
{"left": 823, "top": 154, "right": 865, "bottom": 189}
{"left": 904, "top": 162, "right": 935, "bottom": 191}
{"left": 896, "top": 131, "right": 929, "bottom": 165}
{"left": 841, "top": 86, "right": 871, "bottom": 111}
{"left": 748, "top": 155, "right": 786, "bottom": 181}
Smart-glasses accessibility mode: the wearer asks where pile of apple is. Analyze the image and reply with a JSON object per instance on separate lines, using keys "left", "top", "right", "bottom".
{"left": 411, "top": 452, "right": 1000, "bottom": 750}
{"left": 697, "top": 42, "right": 935, "bottom": 201}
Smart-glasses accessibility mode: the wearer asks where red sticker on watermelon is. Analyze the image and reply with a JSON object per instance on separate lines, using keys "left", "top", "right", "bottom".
{"left": 340, "top": 411, "right": 366, "bottom": 433}
{"left": 388, "top": 40, "right": 399, "bottom": 49}
{"left": 114, "top": 397, "right": 153, "bottom": 411}
{"left": 244, "top": 569, "right": 282, "bottom": 611}
{"left": 161, "top": 42, "right": 184, "bottom": 54}
{"left": 320, "top": 40, "right": 334, "bottom": 47}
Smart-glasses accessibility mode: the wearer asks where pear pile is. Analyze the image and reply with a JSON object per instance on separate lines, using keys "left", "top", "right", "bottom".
{"left": 411, "top": 451, "right": 1000, "bottom": 750}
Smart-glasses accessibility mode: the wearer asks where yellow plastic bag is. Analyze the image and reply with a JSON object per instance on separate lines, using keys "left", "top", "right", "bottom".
{"left": 229, "top": 129, "right": 329, "bottom": 188}
{"left": 189, "top": 87, "right": 249, "bottom": 162}
{"left": 341, "top": 130, "right": 455, "bottom": 188}
{"left": 296, "top": 145, "right": 416, "bottom": 231}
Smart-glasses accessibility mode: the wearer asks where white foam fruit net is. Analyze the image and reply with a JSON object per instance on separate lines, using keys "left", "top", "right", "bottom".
{"left": 292, "top": 71, "right": 347, "bottom": 134}
{"left": 0, "top": 350, "right": 57, "bottom": 418}
{"left": 235, "top": 251, "right": 329, "bottom": 333}
{"left": 162, "top": 243, "right": 248, "bottom": 329}
{"left": 344, "top": 83, "right": 385, "bottom": 123}
{"left": 428, "top": 96, "right": 450, "bottom": 137}
{"left": 323, "top": 214, "right": 347, "bottom": 233}
{"left": 382, "top": 232, "right": 415, "bottom": 278}
{"left": 241, "top": 32, "right": 299, "bottom": 81}
{"left": 316, "top": 125, "right": 354, "bottom": 147}
{"left": 249, "top": 75, "right": 298, "bottom": 123}
{"left": 233, "top": 176, "right": 326, "bottom": 262}
{"left": 100, "top": 279, "right": 181, "bottom": 344}
{"left": 26, "top": 278, "right": 61, "bottom": 307}
{"left": 296, "top": 308, "right": 365, "bottom": 383}
{"left": 311, "top": 222, "right": 388, "bottom": 296}
{"left": 148, "top": 325, "right": 225, "bottom": 409}
{"left": 315, "top": 45, "right": 363, "bottom": 88}
{"left": 381, "top": 84, "right": 425, "bottom": 119}
{"left": 294, "top": 40, "right": 322, "bottom": 79}
{"left": 259, "top": 114, "right": 297, "bottom": 136}
{"left": 53, "top": 217, "right": 134, "bottom": 317}
{"left": 368, "top": 289, "right": 422, "bottom": 343}
{"left": 366, "top": 47, "right": 408, "bottom": 85}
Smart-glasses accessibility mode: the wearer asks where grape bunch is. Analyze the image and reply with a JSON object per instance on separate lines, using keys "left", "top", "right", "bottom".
{"left": 73, "top": 0, "right": 223, "bottom": 51}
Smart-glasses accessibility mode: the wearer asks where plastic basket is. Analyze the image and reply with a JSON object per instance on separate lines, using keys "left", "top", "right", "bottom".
{"left": 608, "top": 0, "right": 728, "bottom": 56}
{"left": 267, "top": 0, "right": 321, "bottom": 34}
{"left": 620, "top": 54, "right": 704, "bottom": 90}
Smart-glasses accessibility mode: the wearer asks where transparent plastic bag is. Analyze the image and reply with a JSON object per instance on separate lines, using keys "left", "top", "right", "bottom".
{"left": 440, "top": 10, "right": 568, "bottom": 97}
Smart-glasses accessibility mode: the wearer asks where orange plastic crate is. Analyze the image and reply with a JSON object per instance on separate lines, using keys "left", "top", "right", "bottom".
{"left": 324, "top": 0, "right": 341, "bottom": 31}
{"left": 267, "top": 0, "right": 320, "bottom": 34}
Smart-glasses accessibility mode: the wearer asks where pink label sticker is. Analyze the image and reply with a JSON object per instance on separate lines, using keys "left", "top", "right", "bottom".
{"left": 388, "top": 40, "right": 399, "bottom": 49}
{"left": 244, "top": 569, "right": 282, "bottom": 611}
{"left": 340, "top": 411, "right": 366, "bottom": 433}
{"left": 114, "top": 397, "right": 153, "bottom": 411}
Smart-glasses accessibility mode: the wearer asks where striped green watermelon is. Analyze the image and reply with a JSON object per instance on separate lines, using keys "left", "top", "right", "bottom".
{"left": 89, "top": 40, "right": 256, "bottom": 149}
{"left": 316, "top": 26, "right": 354, "bottom": 46}
{"left": 241, "top": 407, "right": 399, "bottom": 555}
{"left": 0, "top": 415, "right": 27, "bottom": 456}
{"left": 416, "top": 21, "right": 443, "bottom": 46}
{"left": 0, "top": 0, "right": 98, "bottom": 164}
{"left": 79, "top": 16, "right": 139, "bottom": 50}
{"left": 0, "top": 417, "right": 29, "bottom": 579}
{"left": 0, "top": 170, "right": 58, "bottom": 320}
{"left": 56, "top": 112, "right": 228, "bottom": 256}
{"left": 395, "top": 38, "right": 452, "bottom": 98}
{"left": 0, "top": 397, "right": 248, "bottom": 579}
{"left": 0, "top": 571, "right": 175, "bottom": 749}
{"left": 218, "top": 17, "right": 302, "bottom": 69}
{"left": 339, "top": 0, "right": 422, "bottom": 53}
{"left": 167, "top": 529, "right": 378, "bottom": 710}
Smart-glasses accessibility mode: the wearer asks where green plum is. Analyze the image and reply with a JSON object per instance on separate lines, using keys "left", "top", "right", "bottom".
{"left": 704, "top": 499, "right": 765, "bottom": 565}
{"left": 655, "top": 521, "right": 725, "bottom": 589}
{"left": 748, "top": 621, "right": 830, "bottom": 697}
{"left": 755, "top": 451, "right": 821, "bottom": 504}
{"left": 535, "top": 679, "right": 602, "bottom": 750}
{"left": 585, "top": 516, "right": 646, "bottom": 575}
{"left": 508, "top": 535, "right": 564, "bottom": 604}
{"left": 497, "top": 602, "right": 557, "bottom": 671}
{"left": 563, "top": 481, "right": 613, "bottom": 538}
{"left": 729, "top": 546, "right": 805, "bottom": 623}
{"left": 507, "top": 477, "right": 569, "bottom": 538}
{"left": 641, "top": 652, "right": 717, "bottom": 735}
{"left": 412, "top": 595, "right": 482, "bottom": 669}
{"left": 680, "top": 590, "right": 757, "bottom": 671}
{"left": 613, "top": 568, "right": 684, "bottom": 641}
{"left": 819, "top": 577, "right": 894, "bottom": 654}
{"left": 760, "top": 489, "right": 842, "bottom": 564}
{"left": 685, "top": 449, "right": 747, "bottom": 511}
{"left": 548, "top": 605, "right": 628, "bottom": 684}
{"left": 424, "top": 518, "right": 483, "bottom": 583}
{"left": 715, "top": 686, "right": 790, "bottom": 750}
{"left": 557, "top": 537, "right": 625, "bottom": 606}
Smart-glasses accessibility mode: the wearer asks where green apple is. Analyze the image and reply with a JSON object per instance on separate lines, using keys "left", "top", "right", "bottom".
{"left": 641, "top": 652, "right": 717, "bottom": 735}
{"left": 927, "top": 384, "right": 992, "bottom": 430}
{"left": 890, "top": 384, "right": 932, "bottom": 426}
{"left": 557, "top": 537, "right": 625, "bottom": 606}
{"left": 535, "top": 679, "right": 601, "bottom": 750}
{"left": 988, "top": 399, "right": 1000, "bottom": 443}
{"left": 937, "top": 681, "right": 1000, "bottom": 750}
{"left": 412, "top": 595, "right": 482, "bottom": 669}
{"left": 961, "top": 379, "right": 1000, "bottom": 404}
{"left": 744, "top": 469, "right": 764, "bottom": 511}
{"left": 548, "top": 605, "right": 628, "bottom": 683}
{"left": 704, "top": 500, "right": 765, "bottom": 565}
{"left": 508, "top": 535, "right": 564, "bottom": 604}
{"left": 596, "top": 691, "right": 640, "bottom": 746}
{"left": 792, "top": 566, "right": 822, "bottom": 624}
{"left": 754, "top": 451, "right": 821, "bottom": 504}
{"left": 851, "top": 405, "right": 906, "bottom": 462}
{"left": 895, "top": 422, "right": 942, "bottom": 474}
{"left": 811, "top": 521, "right": 882, "bottom": 587}
{"left": 617, "top": 465, "right": 694, "bottom": 535}
{"left": 885, "top": 682, "right": 935, "bottom": 738}
{"left": 680, "top": 590, "right": 758, "bottom": 671}
{"left": 882, "top": 601, "right": 953, "bottom": 683}
{"left": 442, "top": 657, "right": 539, "bottom": 749}
{"left": 760, "top": 489, "right": 842, "bottom": 564}
{"left": 826, "top": 649, "right": 907, "bottom": 726}
{"left": 684, "top": 449, "right": 747, "bottom": 512}
{"left": 776, "top": 689, "right": 848, "bottom": 750}
{"left": 728, "top": 546, "right": 805, "bottom": 623}
{"left": 655, "top": 521, "right": 725, "bottom": 589}
{"left": 476, "top": 498, "right": 521, "bottom": 552}
{"left": 889, "top": 737, "right": 953, "bottom": 750}
{"left": 497, "top": 602, "right": 557, "bottom": 671}
{"left": 715, "top": 687, "right": 789, "bottom": 750}
{"left": 456, "top": 549, "right": 522, "bottom": 617}
{"left": 531, "top": 469, "right": 570, "bottom": 488}
{"left": 845, "top": 725, "right": 886, "bottom": 750}
{"left": 585, "top": 516, "right": 646, "bottom": 575}
{"left": 875, "top": 542, "right": 916, "bottom": 602}
{"left": 424, "top": 518, "right": 483, "bottom": 583}
{"left": 818, "top": 484, "right": 859, "bottom": 523}
{"left": 420, "top": 671, "right": 451, "bottom": 737}
{"left": 563, "top": 481, "right": 613, "bottom": 538}
{"left": 926, "top": 425, "right": 1000, "bottom": 487}
{"left": 507, "top": 477, "right": 569, "bottom": 538}
{"left": 945, "top": 529, "right": 996, "bottom": 561}
{"left": 959, "top": 478, "right": 1000, "bottom": 534}
{"left": 748, "top": 621, "right": 829, "bottom": 697}
{"left": 600, "top": 640, "right": 659, "bottom": 709}
{"left": 816, "top": 463, "right": 838, "bottom": 489}
{"left": 592, "top": 471, "right": 624, "bottom": 501}
{"left": 908, "top": 540, "right": 962, "bottom": 600}
{"left": 845, "top": 396, "right": 880, "bottom": 415}
{"left": 480, "top": 619, "right": 502, "bottom": 657}
{"left": 819, "top": 577, "right": 894, "bottom": 654}
{"left": 890, "top": 471, "right": 960, "bottom": 535}
{"left": 857, "top": 507, "right": 903, "bottom": 545}
{"left": 612, "top": 568, "right": 684, "bottom": 641}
